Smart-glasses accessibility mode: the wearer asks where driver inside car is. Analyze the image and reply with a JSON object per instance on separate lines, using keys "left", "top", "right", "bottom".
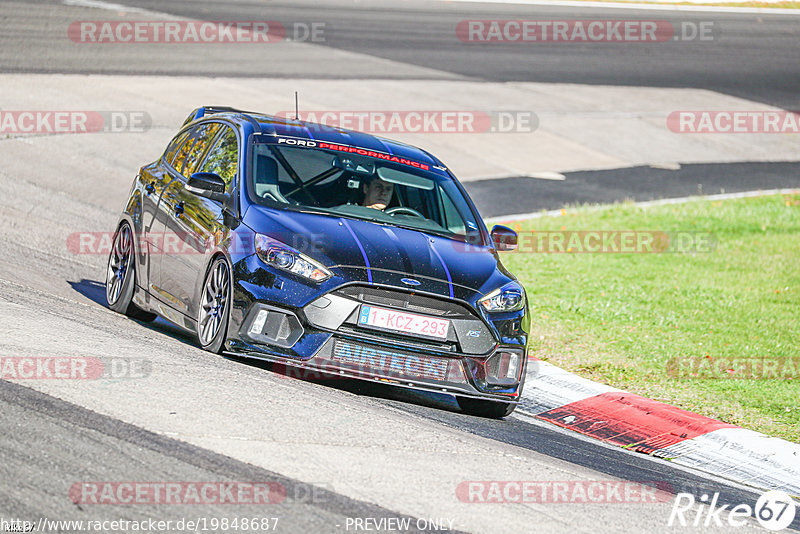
{"left": 361, "top": 175, "right": 395, "bottom": 210}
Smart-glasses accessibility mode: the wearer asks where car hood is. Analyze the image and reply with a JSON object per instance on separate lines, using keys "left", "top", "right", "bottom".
{"left": 242, "top": 205, "right": 512, "bottom": 300}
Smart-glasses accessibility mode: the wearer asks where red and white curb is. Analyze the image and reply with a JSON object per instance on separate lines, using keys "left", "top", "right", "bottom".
{"left": 518, "top": 359, "right": 800, "bottom": 497}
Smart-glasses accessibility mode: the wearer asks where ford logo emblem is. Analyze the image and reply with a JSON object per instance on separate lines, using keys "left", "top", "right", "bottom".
{"left": 401, "top": 278, "right": 421, "bottom": 287}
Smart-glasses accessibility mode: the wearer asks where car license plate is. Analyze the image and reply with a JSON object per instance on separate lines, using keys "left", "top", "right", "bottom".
{"left": 358, "top": 305, "right": 450, "bottom": 340}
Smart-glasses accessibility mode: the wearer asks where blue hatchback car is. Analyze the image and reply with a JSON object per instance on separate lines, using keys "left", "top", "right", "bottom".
{"left": 106, "top": 107, "right": 529, "bottom": 417}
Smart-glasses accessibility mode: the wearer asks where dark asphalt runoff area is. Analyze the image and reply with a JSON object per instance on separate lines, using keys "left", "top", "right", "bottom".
{"left": 469, "top": 161, "right": 800, "bottom": 218}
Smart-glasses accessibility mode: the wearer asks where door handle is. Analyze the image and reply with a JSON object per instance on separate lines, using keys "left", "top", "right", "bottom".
{"left": 144, "top": 182, "right": 156, "bottom": 196}
{"left": 174, "top": 202, "right": 184, "bottom": 216}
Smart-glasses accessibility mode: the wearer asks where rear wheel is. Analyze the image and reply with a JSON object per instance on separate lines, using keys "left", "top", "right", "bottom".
{"left": 105, "top": 222, "right": 156, "bottom": 322}
{"left": 456, "top": 396, "right": 517, "bottom": 419}
{"left": 197, "top": 256, "right": 231, "bottom": 354}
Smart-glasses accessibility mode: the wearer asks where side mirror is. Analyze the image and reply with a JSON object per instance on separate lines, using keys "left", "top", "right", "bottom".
{"left": 491, "top": 225, "right": 518, "bottom": 252}
{"left": 187, "top": 172, "right": 228, "bottom": 203}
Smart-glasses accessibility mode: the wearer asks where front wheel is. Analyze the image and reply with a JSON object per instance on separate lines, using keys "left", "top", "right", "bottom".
{"left": 456, "top": 396, "right": 517, "bottom": 418}
{"left": 105, "top": 222, "right": 156, "bottom": 322}
{"left": 197, "top": 256, "right": 232, "bottom": 354}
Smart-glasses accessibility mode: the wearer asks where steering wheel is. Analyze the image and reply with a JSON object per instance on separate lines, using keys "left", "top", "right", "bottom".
{"left": 386, "top": 206, "right": 425, "bottom": 218}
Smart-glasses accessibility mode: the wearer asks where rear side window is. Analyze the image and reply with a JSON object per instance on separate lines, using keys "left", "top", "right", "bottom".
{"left": 180, "top": 122, "right": 222, "bottom": 178}
{"left": 199, "top": 126, "right": 238, "bottom": 190}
{"left": 170, "top": 128, "right": 196, "bottom": 172}
{"left": 164, "top": 130, "right": 190, "bottom": 164}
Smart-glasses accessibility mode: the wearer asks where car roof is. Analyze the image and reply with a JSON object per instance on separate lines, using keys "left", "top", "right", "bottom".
{"left": 183, "top": 106, "right": 447, "bottom": 170}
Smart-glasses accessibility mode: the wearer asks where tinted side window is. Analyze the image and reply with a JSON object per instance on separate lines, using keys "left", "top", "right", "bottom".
{"left": 199, "top": 126, "right": 238, "bottom": 190}
{"left": 439, "top": 185, "right": 465, "bottom": 234}
{"left": 180, "top": 123, "right": 222, "bottom": 178}
{"left": 164, "top": 130, "right": 190, "bottom": 164}
{"left": 170, "top": 128, "right": 197, "bottom": 172}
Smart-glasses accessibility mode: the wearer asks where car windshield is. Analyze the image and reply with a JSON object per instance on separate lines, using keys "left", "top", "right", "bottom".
{"left": 249, "top": 137, "right": 483, "bottom": 243}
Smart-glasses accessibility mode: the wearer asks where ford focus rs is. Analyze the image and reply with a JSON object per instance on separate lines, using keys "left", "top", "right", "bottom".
{"left": 106, "top": 106, "right": 529, "bottom": 418}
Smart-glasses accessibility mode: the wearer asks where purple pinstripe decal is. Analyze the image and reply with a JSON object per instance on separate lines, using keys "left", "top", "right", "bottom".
{"left": 429, "top": 241, "right": 454, "bottom": 299}
{"left": 341, "top": 219, "right": 372, "bottom": 284}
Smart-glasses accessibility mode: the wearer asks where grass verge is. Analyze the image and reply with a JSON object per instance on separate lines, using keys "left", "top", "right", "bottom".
{"left": 500, "top": 193, "right": 800, "bottom": 442}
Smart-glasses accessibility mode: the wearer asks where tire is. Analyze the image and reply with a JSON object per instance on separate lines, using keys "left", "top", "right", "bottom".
{"left": 456, "top": 396, "right": 517, "bottom": 418}
{"left": 105, "top": 222, "right": 157, "bottom": 322}
{"left": 197, "top": 256, "right": 232, "bottom": 354}
{"left": 458, "top": 358, "right": 528, "bottom": 418}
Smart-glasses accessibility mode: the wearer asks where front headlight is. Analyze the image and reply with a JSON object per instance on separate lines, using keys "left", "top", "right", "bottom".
{"left": 479, "top": 281, "right": 526, "bottom": 312}
{"left": 255, "top": 234, "right": 331, "bottom": 283}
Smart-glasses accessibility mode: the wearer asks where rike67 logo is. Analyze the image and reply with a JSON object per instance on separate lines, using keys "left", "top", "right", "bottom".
{"left": 669, "top": 490, "right": 796, "bottom": 531}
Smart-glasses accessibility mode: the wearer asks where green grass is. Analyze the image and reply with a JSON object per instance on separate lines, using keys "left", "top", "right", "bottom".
{"left": 500, "top": 193, "right": 800, "bottom": 442}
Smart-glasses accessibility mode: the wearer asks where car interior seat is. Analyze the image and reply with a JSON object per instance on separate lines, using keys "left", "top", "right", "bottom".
{"left": 254, "top": 154, "right": 289, "bottom": 203}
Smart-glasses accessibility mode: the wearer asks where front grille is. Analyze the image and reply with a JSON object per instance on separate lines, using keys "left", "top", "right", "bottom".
{"left": 307, "top": 284, "right": 497, "bottom": 356}
{"left": 330, "top": 339, "right": 450, "bottom": 381}
{"left": 334, "top": 285, "right": 472, "bottom": 319}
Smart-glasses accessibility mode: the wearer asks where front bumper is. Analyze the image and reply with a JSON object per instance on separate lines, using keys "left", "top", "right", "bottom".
{"left": 226, "top": 282, "right": 528, "bottom": 403}
{"left": 226, "top": 340, "right": 525, "bottom": 403}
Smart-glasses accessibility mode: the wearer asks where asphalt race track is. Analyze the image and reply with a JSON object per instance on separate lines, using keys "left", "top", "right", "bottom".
{"left": 1, "top": 0, "right": 799, "bottom": 532}
{"left": 7, "top": 0, "right": 800, "bottom": 108}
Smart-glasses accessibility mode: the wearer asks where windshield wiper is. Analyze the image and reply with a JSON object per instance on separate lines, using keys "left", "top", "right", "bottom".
{"left": 293, "top": 206, "right": 336, "bottom": 217}
{"left": 342, "top": 214, "right": 383, "bottom": 224}
{"left": 376, "top": 220, "right": 454, "bottom": 240}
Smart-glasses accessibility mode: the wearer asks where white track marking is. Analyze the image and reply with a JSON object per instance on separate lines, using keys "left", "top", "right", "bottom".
{"left": 659, "top": 428, "right": 800, "bottom": 496}
{"left": 519, "top": 360, "right": 621, "bottom": 415}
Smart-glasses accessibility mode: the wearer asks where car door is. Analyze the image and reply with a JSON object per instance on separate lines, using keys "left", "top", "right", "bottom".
{"left": 138, "top": 128, "right": 192, "bottom": 289}
{"left": 149, "top": 121, "right": 221, "bottom": 315}
{"left": 156, "top": 123, "right": 239, "bottom": 321}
